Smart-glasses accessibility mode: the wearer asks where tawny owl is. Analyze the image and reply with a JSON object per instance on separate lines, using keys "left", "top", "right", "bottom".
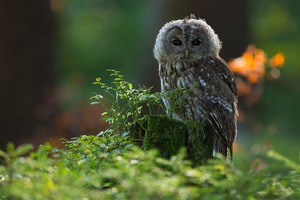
{"left": 153, "top": 15, "right": 238, "bottom": 159}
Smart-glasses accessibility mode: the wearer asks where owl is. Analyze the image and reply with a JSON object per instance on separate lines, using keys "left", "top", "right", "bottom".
{"left": 153, "top": 14, "right": 238, "bottom": 159}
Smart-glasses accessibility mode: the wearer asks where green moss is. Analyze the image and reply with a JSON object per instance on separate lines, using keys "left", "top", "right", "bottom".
{"left": 143, "top": 115, "right": 186, "bottom": 158}
{"left": 130, "top": 115, "right": 213, "bottom": 165}
{"left": 184, "top": 121, "right": 213, "bottom": 165}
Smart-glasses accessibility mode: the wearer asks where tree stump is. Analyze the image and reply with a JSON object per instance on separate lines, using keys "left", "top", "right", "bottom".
{"left": 130, "top": 115, "right": 213, "bottom": 165}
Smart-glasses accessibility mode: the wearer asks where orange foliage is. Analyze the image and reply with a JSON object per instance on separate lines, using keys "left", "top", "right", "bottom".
{"left": 228, "top": 45, "right": 285, "bottom": 122}
{"left": 228, "top": 45, "right": 266, "bottom": 84}
{"left": 269, "top": 53, "right": 285, "bottom": 68}
{"left": 228, "top": 45, "right": 285, "bottom": 84}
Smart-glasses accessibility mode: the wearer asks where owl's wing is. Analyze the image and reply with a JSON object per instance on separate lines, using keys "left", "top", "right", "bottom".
{"left": 196, "top": 57, "right": 238, "bottom": 158}
{"left": 207, "top": 101, "right": 237, "bottom": 158}
{"left": 215, "top": 56, "right": 237, "bottom": 95}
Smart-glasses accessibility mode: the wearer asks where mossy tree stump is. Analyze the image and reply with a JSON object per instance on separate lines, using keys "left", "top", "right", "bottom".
{"left": 130, "top": 115, "right": 213, "bottom": 165}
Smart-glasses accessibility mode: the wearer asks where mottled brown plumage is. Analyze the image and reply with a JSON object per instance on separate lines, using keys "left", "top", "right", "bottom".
{"left": 153, "top": 15, "right": 238, "bottom": 158}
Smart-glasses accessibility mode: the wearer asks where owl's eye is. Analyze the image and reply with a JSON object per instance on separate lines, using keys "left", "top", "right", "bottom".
{"left": 172, "top": 39, "right": 182, "bottom": 46}
{"left": 192, "top": 39, "right": 201, "bottom": 46}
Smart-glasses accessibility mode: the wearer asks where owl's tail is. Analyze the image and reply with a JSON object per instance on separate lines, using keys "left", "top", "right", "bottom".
{"left": 213, "top": 136, "right": 233, "bottom": 160}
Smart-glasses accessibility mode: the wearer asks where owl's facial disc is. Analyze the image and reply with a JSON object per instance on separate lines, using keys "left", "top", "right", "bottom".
{"left": 165, "top": 26, "right": 209, "bottom": 61}
{"left": 153, "top": 18, "right": 222, "bottom": 62}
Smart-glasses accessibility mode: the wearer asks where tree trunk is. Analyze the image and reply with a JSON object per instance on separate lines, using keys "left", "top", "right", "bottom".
{"left": 130, "top": 115, "right": 213, "bottom": 165}
{"left": 0, "top": 1, "right": 55, "bottom": 149}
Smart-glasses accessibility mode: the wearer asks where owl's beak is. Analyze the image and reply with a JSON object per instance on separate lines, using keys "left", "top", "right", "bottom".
{"left": 185, "top": 49, "right": 189, "bottom": 58}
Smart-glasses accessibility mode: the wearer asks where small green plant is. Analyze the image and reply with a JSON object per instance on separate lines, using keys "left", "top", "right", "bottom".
{"left": 61, "top": 133, "right": 133, "bottom": 170}
{"left": 90, "top": 70, "right": 196, "bottom": 135}
{"left": 91, "top": 70, "right": 162, "bottom": 134}
{"left": 0, "top": 143, "right": 33, "bottom": 184}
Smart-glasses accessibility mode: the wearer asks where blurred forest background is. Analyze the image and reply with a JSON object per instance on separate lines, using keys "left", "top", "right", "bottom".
{"left": 0, "top": 0, "right": 299, "bottom": 164}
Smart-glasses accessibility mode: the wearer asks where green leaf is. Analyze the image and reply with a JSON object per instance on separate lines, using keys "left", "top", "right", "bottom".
{"left": 128, "top": 83, "right": 133, "bottom": 90}
{"left": 0, "top": 150, "right": 7, "bottom": 159}
{"left": 6, "top": 142, "right": 15, "bottom": 154}
{"left": 267, "top": 150, "right": 300, "bottom": 171}
{"left": 14, "top": 144, "right": 33, "bottom": 157}
{"left": 101, "top": 112, "right": 108, "bottom": 116}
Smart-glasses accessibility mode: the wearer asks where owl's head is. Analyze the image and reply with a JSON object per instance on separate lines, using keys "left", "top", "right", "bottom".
{"left": 153, "top": 16, "right": 221, "bottom": 62}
